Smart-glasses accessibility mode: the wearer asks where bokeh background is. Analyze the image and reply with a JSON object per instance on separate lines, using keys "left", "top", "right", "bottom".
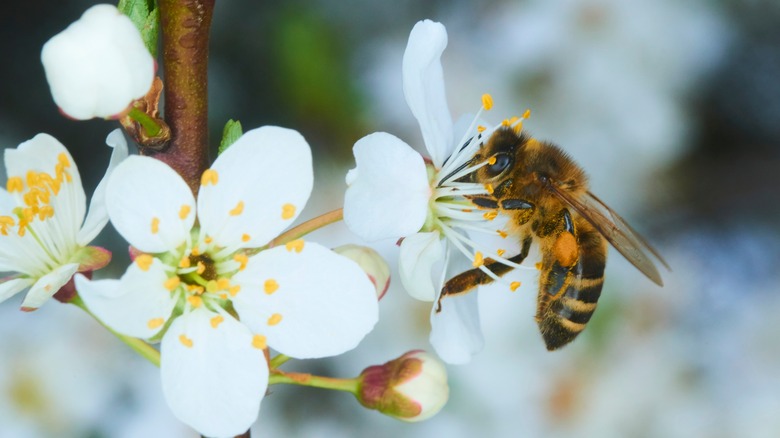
{"left": 2, "top": 0, "right": 780, "bottom": 437}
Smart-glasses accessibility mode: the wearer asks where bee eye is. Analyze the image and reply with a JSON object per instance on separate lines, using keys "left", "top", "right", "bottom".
{"left": 487, "top": 153, "right": 511, "bottom": 176}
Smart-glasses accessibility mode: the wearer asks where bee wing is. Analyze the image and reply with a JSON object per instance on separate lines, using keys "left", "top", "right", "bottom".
{"left": 544, "top": 183, "right": 667, "bottom": 286}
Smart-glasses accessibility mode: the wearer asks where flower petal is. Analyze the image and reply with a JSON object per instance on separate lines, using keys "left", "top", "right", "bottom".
{"left": 77, "top": 129, "right": 129, "bottom": 245}
{"left": 161, "top": 309, "right": 267, "bottom": 438}
{"left": 0, "top": 277, "right": 34, "bottom": 305}
{"left": 398, "top": 231, "right": 445, "bottom": 301}
{"left": 75, "top": 259, "right": 178, "bottom": 339}
{"left": 429, "top": 292, "right": 484, "bottom": 364}
{"left": 106, "top": 156, "right": 195, "bottom": 253}
{"left": 20, "top": 263, "right": 80, "bottom": 310}
{"left": 403, "top": 20, "right": 453, "bottom": 168}
{"left": 232, "top": 242, "right": 378, "bottom": 359}
{"left": 198, "top": 126, "right": 313, "bottom": 248}
{"left": 344, "top": 132, "right": 430, "bottom": 241}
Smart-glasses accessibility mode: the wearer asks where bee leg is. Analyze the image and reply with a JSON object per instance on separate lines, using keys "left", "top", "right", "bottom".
{"left": 469, "top": 196, "right": 499, "bottom": 209}
{"left": 436, "top": 236, "right": 532, "bottom": 312}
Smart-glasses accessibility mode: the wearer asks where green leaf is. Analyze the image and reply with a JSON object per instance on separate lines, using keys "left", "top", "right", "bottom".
{"left": 117, "top": 0, "right": 158, "bottom": 57}
{"left": 219, "top": 119, "right": 243, "bottom": 154}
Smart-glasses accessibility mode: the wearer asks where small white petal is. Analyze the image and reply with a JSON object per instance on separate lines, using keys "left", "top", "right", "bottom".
{"left": 41, "top": 4, "right": 154, "bottom": 120}
{"left": 106, "top": 156, "right": 195, "bottom": 253}
{"left": 403, "top": 20, "right": 454, "bottom": 168}
{"left": 77, "top": 129, "right": 130, "bottom": 245}
{"left": 0, "top": 277, "right": 34, "bottom": 305}
{"left": 161, "top": 309, "right": 267, "bottom": 438}
{"left": 75, "top": 259, "right": 178, "bottom": 339}
{"left": 344, "top": 132, "right": 430, "bottom": 241}
{"left": 429, "top": 292, "right": 484, "bottom": 365}
{"left": 20, "top": 263, "right": 79, "bottom": 310}
{"left": 398, "top": 232, "right": 445, "bottom": 301}
{"left": 198, "top": 126, "right": 313, "bottom": 248}
{"left": 232, "top": 242, "right": 378, "bottom": 359}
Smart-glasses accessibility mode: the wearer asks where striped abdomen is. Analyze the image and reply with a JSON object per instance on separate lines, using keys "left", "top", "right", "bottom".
{"left": 536, "top": 214, "right": 607, "bottom": 350}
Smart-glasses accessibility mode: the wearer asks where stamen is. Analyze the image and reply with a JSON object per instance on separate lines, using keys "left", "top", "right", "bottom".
{"left": 285, "top": 239, "right": 305, "bottom": 253}
{"left": 229, "top": 285, "right": 241, "bottom": 296}
{"left": 201, "top": 169, "right": 219, "bottom": 186}
{"left": 522, "top": 109, "right": 531, "bottom": 119}
{"left": 486, "top": 184, "right": 494, "bottom": 195}
{"left": 483, "top": 211, "right": 498, "bottom": 220}
{"left": 7, "top": 176, "right": 23, "bottom": 193}
{"left": 151, "top": 217, "right": 160, "bottom": 234}
{"left": 147, "top": 318, "right": 165, "bottom": 329}
{"left": 191, "top": 246, "right": 201, "bottom": 256}
{"left": 179, "top": 334, "right": 194, "bottom": 348}
{"left": 179, "top": 256, "right": 191, "bottom": 268}
{"left": 187, "top": 295, "right": 203, "bottom": 308}
{"left": 477, "top": 125, "right": 486, "bottom": 133}
{"left": 241, "top": 233, "right": 251, "bottom": 242}
{"left": 497, "top": 230, "right": 508, "bottom": 238}
{"left": 233, "top": 254, "right": 248, "bottom": 271}
{"left": 488, "top": 156, "right": 497, "bottom": 165}
{"left": 473, "top": 251, "right": 484, "bottom": 268}
{"left": 196, "top": 261, "right": 206, "bottom": 275}
{"left": 497, "top": 249, "right": 506, "bottom": 257}
{"left": 510, "top": 281, "right": 521, "bottom": 291}
{"left": 482, "top": 93, "right": 494, "bottom": 110}
{"left": 267, "top": 313, "right": 283, "bottom": 326}
{"left": 252, "top": 334, "right": 267, "bottom": 349}
{"left": 281, "top": 203, "right": 296, "bottom": 220}
{"left": 179, "top": 205, "right": 191, "bottom": 220}
{"left": 164, "top": 276, "right": 181, "bottom": 291}
{"left": 216, "top": 278, "right": 231, "bottom": 290}
{"left": 210, "top": 315, "right": 224, "bottom": 328}
{"left": 229, "top": 201, "right": 245, "bottom": 216}
{"left": 135, "top": 254, "right": 154, "bottom": 271}
{"left": 264, "top": 279, "right": 279, "bottom": 295}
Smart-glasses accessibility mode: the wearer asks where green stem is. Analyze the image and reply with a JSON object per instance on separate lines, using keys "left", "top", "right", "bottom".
{"left": 267, "top": 208, "right": 344, "bottom": 248}
{"left": 268, "top": 370, "right": 359, "bottom": 393}
{"left": 71, "top": 295, "right": 161, "bottom": 367}
{"left": 269, "top": 353, "right": 291, "bottom": 369}
{"left": 128, "top": 107, "right": 163, "bottom": 137}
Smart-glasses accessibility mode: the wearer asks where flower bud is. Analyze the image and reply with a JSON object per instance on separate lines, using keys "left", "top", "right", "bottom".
{"left": 357, "top": 350, "right": 449, "bottom": 421}
{"left": 333, "top": 244, "right": 390, "bottom": 300}
{"left": 41, "top": 4, "right": 155, "bottom": 120}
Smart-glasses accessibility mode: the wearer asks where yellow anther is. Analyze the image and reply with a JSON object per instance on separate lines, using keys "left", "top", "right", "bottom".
{"left": 508, "top": 116, "right": 520, "bottom": 125}
{"left": 513, "top": 122, "right": 523, "bottom": 134}
{"left": 535, "top": 262, "right": 542, "bottom": 270}
{"left": 187, "top": 284, "right": 204, "bottom": 295}
{"left": 285, "top": 239, "right": 305, "bottom": 253}
{"left": 510, "top": 281, "right": 521, "bottom": 292}
{"left": 497, "top": 249, "right": 506, "bottom": 257}
{"left": 267, "top": 313, "right": 283, "bottom": 326}
{"left": 497, "top": 230, "right": 508, "bottom": 239}
{"left": 210, "top": 315, "right": 224, "bottom": 329}
{"left": 163, "top": 276, "right": 181, "bottom": 291}
{"left": 252, "top": 334, "right": 267, "bottom": 350}
{"left": 179, "top": 256, "right": 191, "bottom": 268}
{"left": 501, "top": 119, "right": 511, "bottom": 126}
{"left": 486, "top": 183, "right": 494, "bottom": 194}
{"left": 191, "top": 246, "right": 201, "bottom": 256}
{"left": 233, "top": 254, "right": 248, "bottom": 271}
{"left": 187, "top": 295, "right": 203, "bottom": 308}
{"left": 483, "top": 211, "right": 498, "bottom": 220}
{"left": 151, "top": 217, "right": 160, "bottom": 234}
{"left": 264, "top": 279, "right": 279, "bottom": 295}
{"left": 216, "top": 278, "right": 231, "bottom": 290}
{"left": 135, "top": 254, "right": 154, "bottom": 271}
{"left": 522, "top": 108, "right": 531, "bottom": 119}
{"left": 477, "top": 125, "right": 487, "bottom": 133}
{"left": 481, "top": 93, "right": 494, "bottom": 110}
{"left": 196, "top": 261, "right": 206, "bottom": 275}
{"left": 219, "top": 293, "right": 228, "bottom": 300}
{"left": 229, "top": 201, "right": 245, "bottom": 216}
{"left": 179, "top": 334, "right": 194, "bottom": 348}
{"left": 473, "top": 251, "right": 484, "bottom": 268}
{"left": 147, "top": 318, "right": 165, "bottom": 329}
{"left": 488, "top": 156, "right": 497, "bottom": 165}
{"left": 462, "top": 208, "right": 473, "bottom": 213}
{"left": 241, "top": 233, "right": 251, "bottom": 242}
{"left": 201, "top": 169, "right": 219, "bottom": 186}
{"left": 179, "top": 204, "right": 191, "bottom": 220}
{"left": 228, "top": 285, "right": 241, "bottom": 297}
{"left": 38, "top": 206, "right": 54, "bottom": 220}
{"left": 57, "top": 152, "right": 71, "bottom": 168}
{"left": 6, "top": 176, "right": 23, "bottom": 193}
{"left": 26, "top": 171, "right": 39, "bottom": 188}
{"left": 204, "top": 236, "right": 213, "bottom": 244}
{"left": 281, "top": 203, "right": 296, "bottom": 220}
{"left": 206, "top": 280, "right": 219, "bottom": 293}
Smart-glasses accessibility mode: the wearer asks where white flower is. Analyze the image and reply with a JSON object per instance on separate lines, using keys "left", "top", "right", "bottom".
{"left": 0, "top": 129, "right": 128, "bottom": 310}
{"left": 357, "top": 350, "right": 449, "bottom": 422}
{"left": 41, "top": 4, "right": 155, "bottom": 120}
{"left": 343, "top": 20, "right": 527, "bottom": 364}
{"left": 76, "top": 126, "right": 379, "bottom": 437}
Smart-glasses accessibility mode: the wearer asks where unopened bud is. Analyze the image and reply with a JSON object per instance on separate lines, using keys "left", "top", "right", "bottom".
{"left": 334, "top": 244, "right": 390, "bottom": 300}
{"left": 357, "top": 350, "right": 449, "bottom": 422}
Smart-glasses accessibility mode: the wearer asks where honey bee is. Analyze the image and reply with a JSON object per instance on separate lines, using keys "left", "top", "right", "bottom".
{"left": 437, "top": 127, "right": 669, "bottom": 350}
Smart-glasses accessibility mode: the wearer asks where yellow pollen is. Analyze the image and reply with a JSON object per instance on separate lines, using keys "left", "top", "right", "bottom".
{"left": 497, "top": 230, "right": 508, "bottom": 238}
{"left": 523, "top": 108, "right": 532, "bottom": 119}
{"left": 510, "top": 281, "right": 521, "bottom": 291}
{"left": 233, "top": 254, "right": 248, "bottom": 271}
{"left": 252, "top": 334, "right": 267, "bottom": 350}
{"left": 147, "top": 318, "right": 165, "bottom": 329}
{"left": 187, "top": 284, "right": 205, "bottom": 295}
{"left": 217, "top": 278, "right": 231, "bottom": 290}
{"left": 188, "top": 295, "right": 203, "bottom": 308}
{"left": 483, "top": 211, "right": 498, "bottom": 220}
{"left": 6, "top": 176, "right": 23, "bottom": 193}
{"left": 267, "top": 313, "right": 283, "bottom": 326}
{"left": 513, "top": 122, "right": 523, "bottom": 134}
{"left": 196, "top": 261, "right": 206, "bottom": 275}
{"left": 281, "top": 203, "right": 296, "bottom": 220}
{"left": 486, "top": 183, "right": 494, "bottom": 194}
{"left": 481, "top": 93, "right": 494, "bottom": 110}
{"left": 219, "top": 293, "right": 228, "bottom": 300}
{"left": 488, "top": 156, "right": 497, "bottom": 165}
{"left": 26, "top": 171, "right": 39, "bottom": 188}
{"left": 229, "top": 201, "right": 245, "bottom": 216}
{"left": 38, "top": 206, "right": 54, "bottom": 220}
{"left": 210, "top": 315, "right": 225, "bottom": 328}
{"left": 206, "top": 280, "right": 219, "bottom": 293}
{"left": 151, "top": 217, "right": 160, "bottom": 234}
{"left": 204, "top": 236, "right": 213, "bottom": 244}
{"left": 264, "top": 279, "right": 279, "bottom": 295}
{"left": 163, "top": 276, "right": 181, "bottom": 291}
{"left": 179, "top": 334, "right": 194, "bottom": 348}
{"left": 501, "top": 119, "right": 510, "bottom": 126}
{"left": 497, "top": 249, "right": 506, "bottom": 257}
{"left": 508, "top": 116, "right": 520, "bottom": 125}
{"left": 535, "top": 262, "right": 542, "bottom": 270}
{"left": 179, "top": 256, "right": 191, "bottom": 268}
{"left": 201, "top": 169, "right": 219, "bottom": 186}
{"left": 191, "top": 246, "right": 201, "bottom": 256}
{"left": 241, "top": 233, "right": 251, "bottom": 242}
{"left": 477, "top": 125, "right": 486, "bottom": 133}
{"left": 179, "top": 204, "right": 191, "bottom": 220}
{"left": 285, "top": 239, "right": 305, "bottom": 253}
{"left": 135, "top": 254, "right": 154, "bottom": 271}
{"left": 57, "top": 152, "right": 71, "bottom": 168}
{"left": 473, "top": 251, "right": 484, "bottom": 268}
{"left": 228, "top": 285, "right": 241, "bottom": 297}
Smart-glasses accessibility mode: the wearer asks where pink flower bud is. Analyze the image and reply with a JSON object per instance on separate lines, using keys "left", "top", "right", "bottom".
{"left": 357, "top": 350, "right": 449, "bottom": 421}
{"left": 333, "top": 244, "right": 390, "bottom": 300}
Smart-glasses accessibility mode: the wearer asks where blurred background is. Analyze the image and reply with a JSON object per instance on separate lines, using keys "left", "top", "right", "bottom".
{"left": 2, "top": 0, "right": 780, "bottom": 436}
